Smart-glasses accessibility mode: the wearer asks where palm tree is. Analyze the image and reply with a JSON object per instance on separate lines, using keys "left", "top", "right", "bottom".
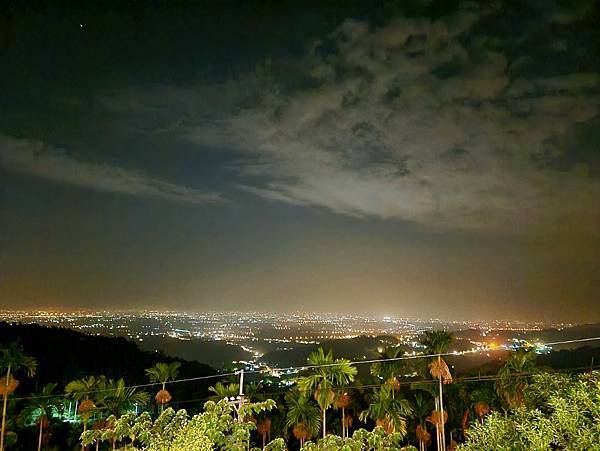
{"left": 420, "top": 330, "right": 454, "bottom": 451}
{"left": 243, "top": 381, "right": 264, "bottom": 403}
{"left": 91, "top": 419, "right": 109, "bottom": 451}
{"left": 359, "top": 384, "right": 412, "bottom": 436}
{"left": 495, "top": 347, "right": 537, "bottom": 409}
{"left": 145, "top": 362, "right": 181, "bottom": 412}
{"left": 468, "top": 384, "right": 495, "bottom": 429}
{"left": 99, "top": 378, "right": 150, "bottom": 417}
{"left": 65, "top": 375, "right": 107, "bottom": 451}
{"left": 297, "top": 347, "right": 357, "bottom": 439}
{"left": 285, "top": 391, "right": 321, "bottom": 448}
{"left": 411, "top": 390, "right": 433, "bottom": 451}
{"left": 335, "top": 391, "right": 351, "bottom": 439}
{"left": 473, "top": 400, "right": 490, "bottom": 423}
{"left": 426, "top": 405, "right": 448, "bottom": 450}
{"left": 208, "top": 381, "right": 240, "bottom": 401}
{"left": 256, "top": 417, "right": 272, "bottom": 449}
{"left": 370, "top": 346, "right": 406, "bottom": 397}
{"left": 18, "top": 383, "right": 63, "bottom": 451}
{"left": 415, "top": 423, "right": 431, "bottom": 451}
{"left": 0, "top": 341, "right": 37, "bottom": 450}
{"left": 342, "top": 413, "right": 354, "bottom": 440}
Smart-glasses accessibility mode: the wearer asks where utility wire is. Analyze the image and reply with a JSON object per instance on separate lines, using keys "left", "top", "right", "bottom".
{"left": 169, "top": 363, "right": 600, "bottom": 407}
{"left": 244, "top": 335, "right": 600, "bottom": 374}
{"left": 544, "top": 336, "right": 600, "bottom": 346}
{"left": 10, "top": 336, "right": 600, "bottom": 402}
{"left": 12, "top": 372, "right": 238, "bottom": 401}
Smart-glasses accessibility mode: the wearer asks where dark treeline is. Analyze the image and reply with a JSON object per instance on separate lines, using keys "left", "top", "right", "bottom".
{"left": 0, "top": 322, "right": 599, "bottom": 450}
{"left": 0, "top": 322, "right": 216, "bottom": 409}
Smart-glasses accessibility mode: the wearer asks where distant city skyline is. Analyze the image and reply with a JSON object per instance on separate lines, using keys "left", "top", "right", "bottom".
{"left": 0, "top": 308, "right": 577, "bottom": 329}
{"left": 1, "top": 308, "right": 587, "bottom": 370}
{"left": 3, "top": 308, "right": 521, "bottom": 318}
{"left": 1, "top": 1, "right": 599, "bottom": 322}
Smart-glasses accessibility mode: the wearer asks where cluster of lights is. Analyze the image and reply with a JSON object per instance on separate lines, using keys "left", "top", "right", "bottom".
{"left": 0, "top": 310, "right": 564, "bottom": 368}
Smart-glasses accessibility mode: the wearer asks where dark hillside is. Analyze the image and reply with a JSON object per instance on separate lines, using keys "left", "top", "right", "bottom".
{"left": 0, "top": 322, "right": 217, "bottom": 407}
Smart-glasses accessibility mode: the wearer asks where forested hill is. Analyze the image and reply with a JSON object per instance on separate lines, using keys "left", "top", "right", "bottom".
{"left": 0, "top": 322, "right": 216, "bottom": 403}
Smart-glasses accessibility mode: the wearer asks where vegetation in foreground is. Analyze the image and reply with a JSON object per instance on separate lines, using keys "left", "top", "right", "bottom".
{"left": 79, "top": 370, "right": 600, "bottom": 451}
{"left": 0, "top": 327, "right": 598, "bottom": 450}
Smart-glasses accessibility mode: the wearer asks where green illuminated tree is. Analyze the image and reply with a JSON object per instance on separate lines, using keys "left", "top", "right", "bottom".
{"left": 100, "top": 378, "right": 150, "bottom": 417}
{"left": 359, "top": 384, "right": 412, "bottom": 437}
{"left": 371, "top": 346, "right": 407, "bottom": 397}
{"left": 18, "top": 383, "right": 63, "bottom": 451}
{"left": 0, "top": 341, "right": 37, "bottom": 451}
{"left": 297, "top": 347, "right": 357, "bottom": 440}
{"left": 495, "top": 347, "right": 537, "bottom": 409}
{"left": 65, "top": 375, "right": 107, "bottom": 451}
{"left": 145, "top": 362, "right": 181, "bottom": 412}
{"left": 285, "top": 391, "right": 321, "bottom": 448}
{"left": 208, "top": 381, "right": 240, "bottom": 401}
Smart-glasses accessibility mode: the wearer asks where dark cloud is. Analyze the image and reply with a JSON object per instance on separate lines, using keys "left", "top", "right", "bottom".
{"left": 98, "top": 5, "right": 599, "bottom": 233}
{"left": 0, "top": 135, "right": 225, "bottom": 204}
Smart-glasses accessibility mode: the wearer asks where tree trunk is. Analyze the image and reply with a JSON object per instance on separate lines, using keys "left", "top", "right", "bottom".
{"left": 322, "top": 408, "right": 327, "bottom": 439}
{"left": 342, "top": 407, "right": 349, "bottom": 438}
{"left": 1, "top": 366, "right": 11, "bottom": 451}
{"left": 438, "top": 356, "right": 446, "bottom": 451}
{"left": 81, "top": 421, "right": 87, "bottom": 451}
{"left": 434, "top": 397, "right": 441, "bottom": 451}
{"left": 0, "top": 393, "right": 6, "bottom": 451}
{"left": 38, "top": 420, "right": 43, "bottom": 451}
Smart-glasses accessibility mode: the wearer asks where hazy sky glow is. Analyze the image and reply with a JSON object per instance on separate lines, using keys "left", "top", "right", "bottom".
{"left": 1, "top": 1, "right": 599, "bottom": 321}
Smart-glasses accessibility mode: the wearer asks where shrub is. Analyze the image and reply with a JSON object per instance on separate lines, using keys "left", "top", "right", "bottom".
{"left": 459, "top": 371, "right": 600, "bottom": 451}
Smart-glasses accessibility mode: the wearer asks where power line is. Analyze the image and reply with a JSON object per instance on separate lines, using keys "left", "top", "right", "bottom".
{"left": 544, "top": 336, "right": 600, "bottom": 346}
{"left": 245, "top": 335, "right": 600, "bottom": 374}
{"left": 12, "top": 372, "right": 238, "bottom": 401}
{"left": 10, "top": 336, "right": 600, "bottom": 402}
{"left": 169, "top": 363, "right": 600, "bottom": 408}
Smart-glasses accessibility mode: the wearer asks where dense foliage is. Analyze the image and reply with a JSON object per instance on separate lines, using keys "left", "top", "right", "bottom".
{"left": 81, "top": 401, "right": 419, "bottom": 451}
{"left": 0, "top": 323, "right": 598, "bottom": 450}
{"left": 81, "top": 399, "right": 277, "bottom": 450}
{"left": 459, "top": 371, "right": 600, "bottom": 451}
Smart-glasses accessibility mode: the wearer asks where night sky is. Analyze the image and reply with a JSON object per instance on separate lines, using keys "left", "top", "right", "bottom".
{"left": 1, "top": 0, "right": 599, "bottom": 322}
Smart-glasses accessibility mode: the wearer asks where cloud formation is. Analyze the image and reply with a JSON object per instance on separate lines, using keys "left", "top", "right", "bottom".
{"left": 0, "top": 135, "right": 224, "bottom": 204}
{"left": 100, "top": 5, "right": 600, "bottom": 233}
